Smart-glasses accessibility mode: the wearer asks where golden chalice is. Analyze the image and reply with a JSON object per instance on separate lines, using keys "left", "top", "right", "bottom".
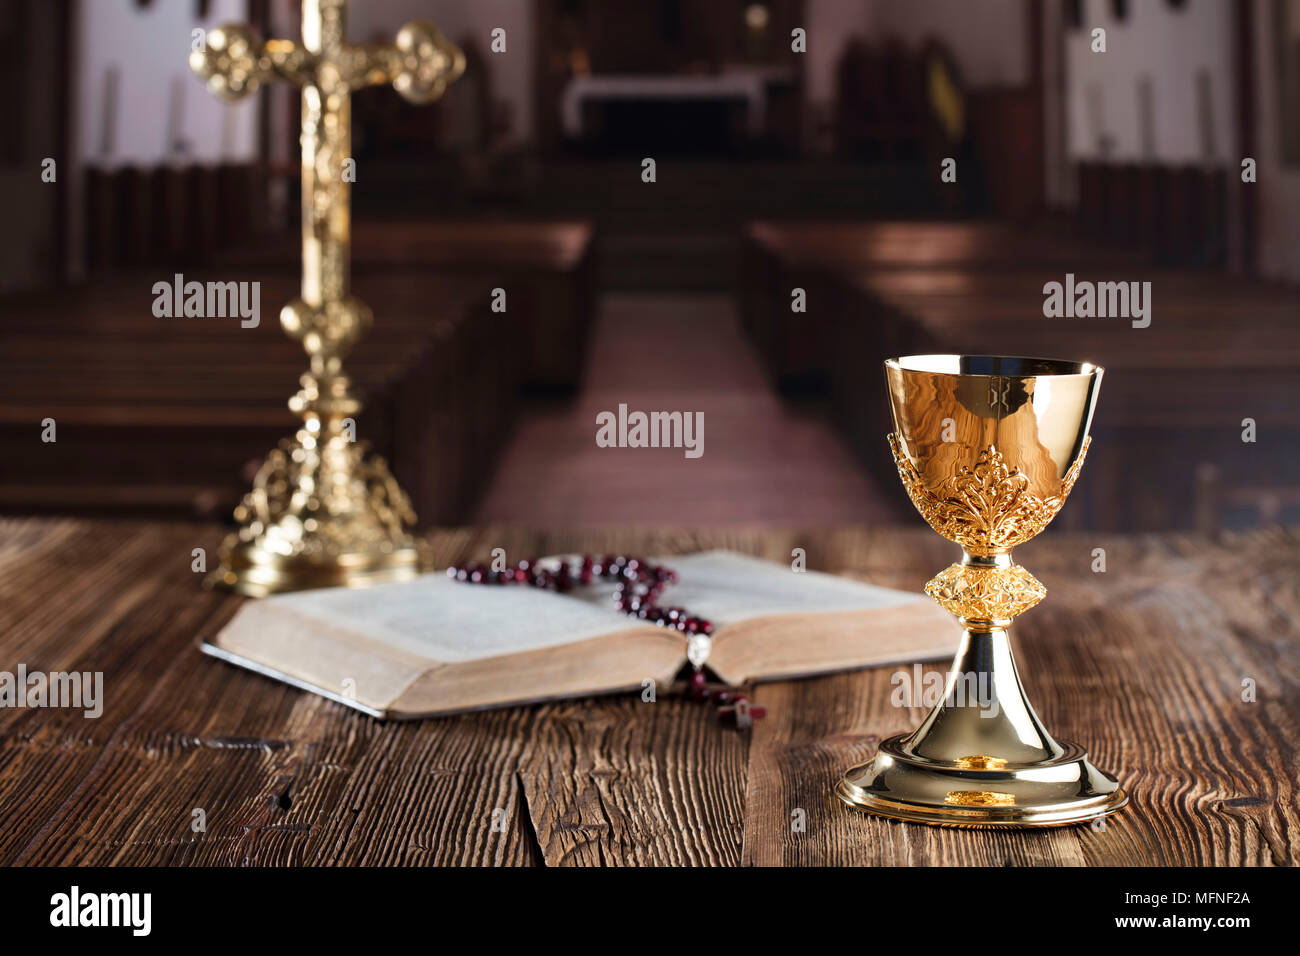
{"left": 837, "top": 355, "right": 1127, "bottom": 827}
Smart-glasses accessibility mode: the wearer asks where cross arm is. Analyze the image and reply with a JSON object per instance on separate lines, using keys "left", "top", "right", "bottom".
{"left": 350, "top": 23, "right": 465, "bottom": 104}
{"left": 189, "top": 25, "right": 315, "bottom": 99}
{"left": 191, "top": 21, "right": 463, "bottom": 105}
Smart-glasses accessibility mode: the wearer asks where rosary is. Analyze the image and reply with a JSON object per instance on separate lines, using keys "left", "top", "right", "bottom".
{"left": 448, "top": 554, "right": 765, "bottom": 728}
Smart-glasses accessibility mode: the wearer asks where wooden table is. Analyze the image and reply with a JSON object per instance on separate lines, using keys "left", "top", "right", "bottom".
{"left": 1, "top": 518, "right": 1296, "bottom": 866}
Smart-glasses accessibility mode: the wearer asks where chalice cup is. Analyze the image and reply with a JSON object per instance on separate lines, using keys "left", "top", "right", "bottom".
{"left": 837, "top": 355, "right": 1127, "bottom": 827}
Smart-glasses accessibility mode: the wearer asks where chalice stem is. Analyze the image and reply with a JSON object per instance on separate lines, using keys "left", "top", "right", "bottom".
{"left": 905, "top": 550, "right": 1062, "bottom": 764}
{"left": 905, "top": 624, "right": 1063, "bottom": 767}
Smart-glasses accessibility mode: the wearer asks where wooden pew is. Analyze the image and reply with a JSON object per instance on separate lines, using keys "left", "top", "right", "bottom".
{"left": 739, "top": 219, "right": 1140, "bottom": 392}
{"left": 218, "top": 220, "right": 597, "bottom": 394}
{"left": 1075, "top": 161, "right": 1228, "bottom": 267}
{"left": 83, "top": 163, "right": 262, "bottom": 271}
{"left": 0, "top": 272, "right": 514, "bottom": 527}
{"left": 741, "top": 218, "right": 1297, "bottom": 530}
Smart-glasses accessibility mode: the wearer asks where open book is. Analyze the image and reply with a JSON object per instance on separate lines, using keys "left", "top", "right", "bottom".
{"left": 204, "top": 551, "right": 958, "bottom": 719}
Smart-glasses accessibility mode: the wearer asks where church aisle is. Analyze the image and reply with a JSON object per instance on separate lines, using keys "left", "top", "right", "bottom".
{"left": 474, "top": 294, "right": 896, "bottom": 527}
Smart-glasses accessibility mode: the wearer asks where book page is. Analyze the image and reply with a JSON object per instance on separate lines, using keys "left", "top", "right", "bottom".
{"left": 555, "top": 550, "right": 952, "bottom": 683}
{"left": 647, "top": 551, "right": 930, "bottom": 624}
{"left": 260, "top": 573, "right": 666, "bottom": 663}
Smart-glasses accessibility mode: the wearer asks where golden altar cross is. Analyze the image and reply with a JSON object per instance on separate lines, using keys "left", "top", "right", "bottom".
{"left": 189, "top": 0, "right": 464, "bottom": 596}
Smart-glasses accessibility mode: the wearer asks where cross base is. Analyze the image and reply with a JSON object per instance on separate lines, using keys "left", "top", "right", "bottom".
{"left": 210, "top": 534, "right": 422, "bottom": 598}
{"left": 206, "top": 425, "right": 422, "bottom": 597}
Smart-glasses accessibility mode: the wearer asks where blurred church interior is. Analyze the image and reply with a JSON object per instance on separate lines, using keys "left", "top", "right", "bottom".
{"left": 1, "top": 0, "right": 1296, "bottom": 533}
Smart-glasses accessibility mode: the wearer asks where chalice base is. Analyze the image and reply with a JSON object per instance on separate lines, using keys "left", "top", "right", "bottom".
{"left": 836, "top": 624, "right": 1127, "bottom": 827}
{"left": 836, "top": 737, "right": 1127, "bottom": 828}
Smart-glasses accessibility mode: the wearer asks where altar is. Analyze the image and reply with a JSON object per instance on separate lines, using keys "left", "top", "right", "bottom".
{"left": 559, "top": 71, "right": 796, "bottom": 154}
{"left": 1, "top": 517, "right": 1294, "bottom": 866}
{"left": 562, "top": 73, "right": 770, "bottom": 140}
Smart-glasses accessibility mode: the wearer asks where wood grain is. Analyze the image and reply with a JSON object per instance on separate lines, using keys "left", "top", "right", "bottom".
{"left": 0, "top": 518, "right": 1295, "bottom": 866}
{"left": 740, "top": 528, "right": 1300, "bottom": 866}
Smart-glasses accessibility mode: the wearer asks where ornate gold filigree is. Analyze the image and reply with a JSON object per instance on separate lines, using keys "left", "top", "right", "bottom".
{"left": 234, "top": 437, "right": 415, "bottom": 559}
{"left": 189, "top": 25, "right": 272, "bottom": 98}
{"left": 188, "top": 7, "right": 463, "bottom": 101}
{"left": 924, "top": 562, "right": 1046, "bottom": 623}
{"left": 888, "top": 433, "right": 1089, "bottom": 555}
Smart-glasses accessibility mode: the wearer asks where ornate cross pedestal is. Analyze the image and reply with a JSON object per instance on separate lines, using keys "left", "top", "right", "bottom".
{"left": 190, "top": 0, "right": 463, "bottom": 596}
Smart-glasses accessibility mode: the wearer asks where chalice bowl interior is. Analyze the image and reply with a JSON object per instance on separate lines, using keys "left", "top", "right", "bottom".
{"left": 837, "top": 355, "right": 1127, "bottom": 826}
